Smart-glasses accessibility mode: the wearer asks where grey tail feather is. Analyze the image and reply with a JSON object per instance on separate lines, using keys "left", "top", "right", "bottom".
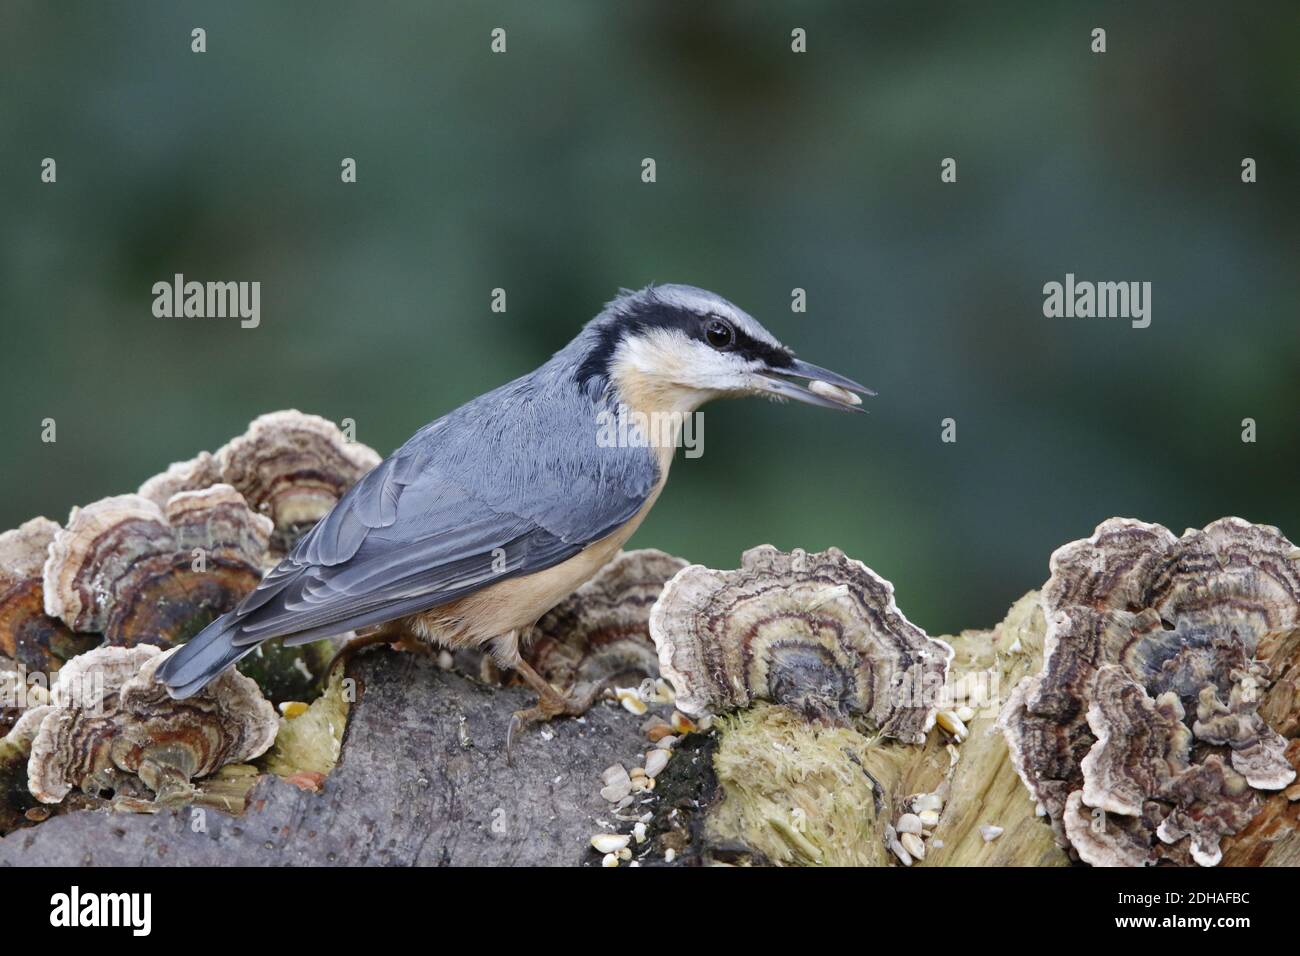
{"left": 156, "top": 612, "right": 258, "bottom": 699}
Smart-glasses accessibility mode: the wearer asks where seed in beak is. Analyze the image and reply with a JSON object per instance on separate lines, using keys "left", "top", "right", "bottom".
{"left": 807, "top": 380, "right": 862, "bottom": 406}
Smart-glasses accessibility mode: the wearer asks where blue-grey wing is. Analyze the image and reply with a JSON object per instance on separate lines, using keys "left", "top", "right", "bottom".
{"left": 226, "top": 382, "right": 657, "bottom": 646}
{"left": 157, "top": 349, "right": 660, "bottom": 696}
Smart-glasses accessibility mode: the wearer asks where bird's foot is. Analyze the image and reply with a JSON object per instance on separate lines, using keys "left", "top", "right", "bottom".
{"left": 504, "top": 658, "right": 597, "bottom": 766}
{"left": 505, "top": 693, "right": 593, "bottom": 767}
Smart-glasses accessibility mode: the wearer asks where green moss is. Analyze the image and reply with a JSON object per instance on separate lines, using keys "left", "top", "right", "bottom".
{"left": 259, "top": 666, "right": 349, "bottom": 778}
{"left": 708, "top": 703, "right": 906, "bottom": 866}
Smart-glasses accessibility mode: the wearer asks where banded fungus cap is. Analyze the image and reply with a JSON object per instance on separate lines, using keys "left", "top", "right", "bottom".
{"left": 27, "top": 644, "right": 278, "bottom": 804}
{"left": 650, "top": 545, "right": 952, "bottom": 743}
{"left": 139, "top": 411, "right": 381, "bottom": 558}
{"left": 214, "top": 410, "right": 381, "bottom": 556}
{"left": 42, "top": 487, "right": 272, "bottom": 647}
{"left": 523, "top": 549, "right": 687, "bottom": 702}
{"left": 136, "top": 451, "right": 223, "bottom": 508}
{"left": 999, "top": 517, "right": 1300, "bottom": 867}
{"left": 0, "top": 518, "right": 98, "bottom": 675}
{"left": 27, "top": 644, "right": 165, "bottom": 802}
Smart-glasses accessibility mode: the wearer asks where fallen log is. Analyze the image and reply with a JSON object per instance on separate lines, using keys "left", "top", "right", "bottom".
{"left": 0, "top": 650, "right": 651, "bottom": 866}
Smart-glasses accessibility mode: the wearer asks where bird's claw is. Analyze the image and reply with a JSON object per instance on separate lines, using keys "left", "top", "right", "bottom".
{"left": 504, "top": 691, "right": 593, "bottom": 766}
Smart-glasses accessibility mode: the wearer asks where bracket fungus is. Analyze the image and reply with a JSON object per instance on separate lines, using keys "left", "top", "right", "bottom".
{"left": 42, "top": 487, "right": 273, "bottom": 648}
{"left": 139, "top": 411, "right": 381, "bottom": 557}
{"left": 221, "top": 411, "right": 382, "bottom": 555}
{"left": 650, "top": 545, "right": 952, "bottom": 743}
{"left": 27, "top": 644, "right": 278, "bottom": 805}
{"left": 522, "top": 549, "right": 687, "bottom": 707}
{"left": 1000, "top": 517, "right": 1300, "bottom": 866}
{"left": 0, "top": 518, "right": 97, "bottom": 675}
{"left": 136, "top": 450, "right": 223, "bottom": 509}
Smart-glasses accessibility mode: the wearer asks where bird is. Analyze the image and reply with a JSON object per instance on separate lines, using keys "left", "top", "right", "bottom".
{"left": 156, "top": 284, "right": 873, "bottom": 747}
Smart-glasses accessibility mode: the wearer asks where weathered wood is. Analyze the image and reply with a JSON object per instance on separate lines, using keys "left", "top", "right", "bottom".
{"left": 0, "top": 650, "right": 648, "bottom": 866}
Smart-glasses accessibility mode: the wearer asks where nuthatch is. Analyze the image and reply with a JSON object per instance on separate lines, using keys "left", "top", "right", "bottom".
{"left": 157, "top": 285, "right": 872, "bottom": 743}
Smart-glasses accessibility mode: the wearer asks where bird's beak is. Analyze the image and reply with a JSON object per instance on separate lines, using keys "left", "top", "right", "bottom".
{"left": 754, "top": 357, "right": 876, "bottom": 413}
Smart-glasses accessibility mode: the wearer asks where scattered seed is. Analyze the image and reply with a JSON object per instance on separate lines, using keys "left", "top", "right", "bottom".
{"left": 899, "top": 832, "right": 925, "bottom": 860}
{"left": 601, "top": 782, "right": 631, "bottom": 803}
{"left": 654, "top": 734, "right": 678, "bottom": 751}
{"left": 664, "top": 848, "right": 677, "bottom": 863}
{"left": 889, "top": 838, "right": 913, "bottom": 867}
{"left": 670, "top": 711, "right": 697, "bottom": 735}
{"left": 654, "top": 679, "right": 676, "bottom": 704}
{"left": 936, "top": 710, "right": 968, "bottom": 742}
{"left": 633, "top": 821, "right": 647, "bottom": 844}
{"left": 918, "top": 809, "right": 940, "bottom": 828}
{"left": 931, "top": 838, "right": 944, "bottom": 849}
{"left": 955, "top": 705, "right": 975, "bottom": 723}
{"left": 913, "top": 792, "right": 943, "bottom": 812}
{"left": 602, "top": 853, "right": 619, "bottom": 868}
{"left": 644, "top": 749, "right": 670, "bottom": 778}
{"left": 600, "top": 765, "right": 633, "bottom": 803}
{"left": 980, "top": 825, "right": 1004, "bottom": 843}
{"left": 896, "top": 812, "right": 922, "bottom": 835}
{"left": 602, "top": 764, "right": 630, "bottom": 787}
{"left": 591, "top": 833, "right": 630, "bottom": 854}
{"left": 617, "top": 846, "right": 632, "bottom": 861}
{"left": 646, "top": 722, "right": 674, "bottom": 742}
{"left": 617, "top": 689, "right": 648, "bottom": 715}
{"left": 279, "top": 700, "right": 309, "bottom": 719}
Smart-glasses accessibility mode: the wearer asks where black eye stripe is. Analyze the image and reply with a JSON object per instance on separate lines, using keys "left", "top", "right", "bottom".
{"left": 575, "top": 296, "right": 794, "bottom": 391}
{"left": 729, "top": 326, "right": 794, "bottom": 368}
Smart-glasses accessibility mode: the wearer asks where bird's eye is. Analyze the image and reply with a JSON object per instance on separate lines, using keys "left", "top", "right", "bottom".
{"left": 705, "top": 317, "right": 735, "bottom": 350}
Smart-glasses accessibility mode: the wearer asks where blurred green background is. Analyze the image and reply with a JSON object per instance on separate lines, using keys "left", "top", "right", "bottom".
{"left": 2, "top": 1, "right": 1296, "bottom": 636}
